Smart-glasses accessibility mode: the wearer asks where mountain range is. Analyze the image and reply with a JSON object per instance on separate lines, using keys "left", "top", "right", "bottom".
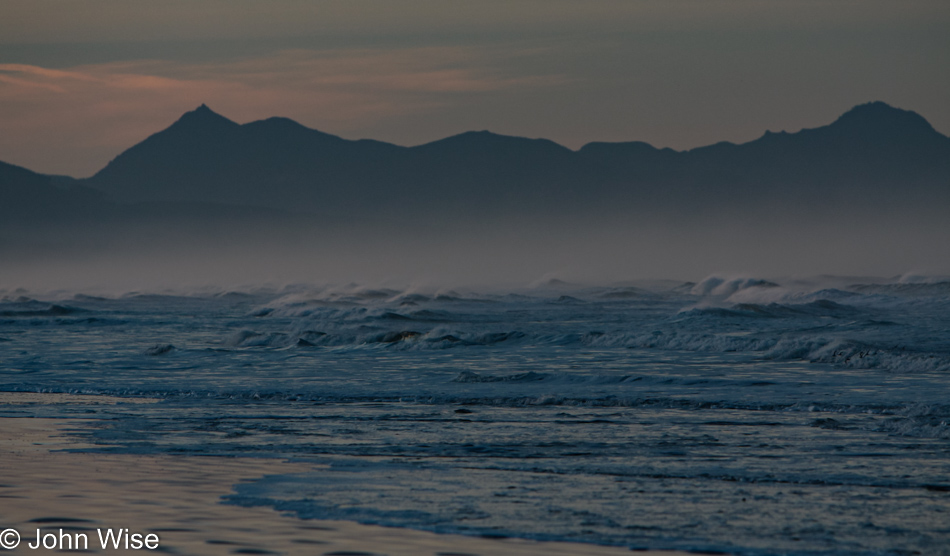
{"left": 2, "top": 101, "right": 949, "bottom": 255}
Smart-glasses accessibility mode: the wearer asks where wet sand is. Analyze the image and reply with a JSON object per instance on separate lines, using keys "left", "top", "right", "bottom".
{"left": 0, "top": 398, "right": 689, "bottom": 555}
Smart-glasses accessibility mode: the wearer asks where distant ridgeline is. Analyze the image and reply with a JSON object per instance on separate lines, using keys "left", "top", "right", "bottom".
{"left": 2, "top": 101, "right": 949, "bottom": 232}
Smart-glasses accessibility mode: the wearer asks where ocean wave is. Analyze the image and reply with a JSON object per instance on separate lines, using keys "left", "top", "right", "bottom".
{"left": 690, "top": 276, "right": 779, "bottom": 297}
{"left": 214, "top": 315, "right": 950, "bottom": 373}
{"left": 0, "top": 303, "right": 86, "bottom": 317}
{"left": 26, "top": 387, "right": 950, "bottom": 444}
{"left": 144, "top": 344, "right": 176, "bottom": 356}
{"left": 875, "top": 404, "right": 950, "bottom": 439}
{"left": 452, "top": 370, "right": 548, "bottom": 383}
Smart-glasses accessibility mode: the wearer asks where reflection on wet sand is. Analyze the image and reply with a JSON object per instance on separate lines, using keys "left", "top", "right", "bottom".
{"left": 0, "top": 404, "right": 683, "bottom": 556}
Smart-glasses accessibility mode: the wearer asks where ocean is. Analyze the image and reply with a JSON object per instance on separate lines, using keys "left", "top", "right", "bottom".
{"left": 2, "top": 275, "right": 949, "bottom": 555}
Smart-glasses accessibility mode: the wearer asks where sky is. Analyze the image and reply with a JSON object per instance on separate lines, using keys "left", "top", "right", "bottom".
{"left": 1, "top": 0, "right": 949, "bottom": 177}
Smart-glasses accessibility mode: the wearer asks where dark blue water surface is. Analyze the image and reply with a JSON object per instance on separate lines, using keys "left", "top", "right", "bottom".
{"left": 2, "top": 276, "right": 949, "bottom": 555}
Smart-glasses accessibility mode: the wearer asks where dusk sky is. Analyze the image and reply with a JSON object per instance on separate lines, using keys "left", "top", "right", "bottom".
{"left": 2, "top": 0, "right": 948, "bottom": 177}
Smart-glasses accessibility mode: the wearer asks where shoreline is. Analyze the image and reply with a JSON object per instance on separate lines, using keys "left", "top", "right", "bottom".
{"left": 0, "top": 395, "right": 690, "bottom": 555}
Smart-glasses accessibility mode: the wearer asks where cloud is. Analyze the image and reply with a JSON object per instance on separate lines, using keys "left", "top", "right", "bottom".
{"left": 0, "top": 47, "right": 564, "bottom": 176}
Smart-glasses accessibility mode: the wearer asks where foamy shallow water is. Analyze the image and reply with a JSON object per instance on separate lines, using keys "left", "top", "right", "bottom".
{"left": 2, "top": 276, "right": 949, "bottom": 554}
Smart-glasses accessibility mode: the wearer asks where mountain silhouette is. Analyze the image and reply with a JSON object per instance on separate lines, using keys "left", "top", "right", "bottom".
{"left": 0, "top": 154, "right": 298, "bottom": 258}
{"left": 78, "top": 101, "right": 949, "bottom": 223}
{"left": 3, "top": 101, "right": 948, "bottom": 235}
{"left": 2, "top": 102, "right": 949, "bottom": 278}
{"left": 0, "top": 160, "right": 103, "bottom": 221}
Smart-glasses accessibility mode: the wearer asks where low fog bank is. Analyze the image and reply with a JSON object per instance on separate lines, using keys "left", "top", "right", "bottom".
{"left": 2, "top": 204, "right": 949, "bottom": 296}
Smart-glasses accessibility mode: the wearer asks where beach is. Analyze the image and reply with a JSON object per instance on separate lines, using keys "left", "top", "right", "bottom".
{"left": 0, "top": 398, "right": 685, "bottom": 556}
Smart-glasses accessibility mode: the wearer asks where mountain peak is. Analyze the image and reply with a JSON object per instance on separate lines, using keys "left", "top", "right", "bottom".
{"left": 830, "top": 101, "right": 936, "bottom": 135}
{"left": 171, "top": 104, "right": 239, "bottom": 130}
{"left": 416, "top": 129, "right": 571, "bottom": 155}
